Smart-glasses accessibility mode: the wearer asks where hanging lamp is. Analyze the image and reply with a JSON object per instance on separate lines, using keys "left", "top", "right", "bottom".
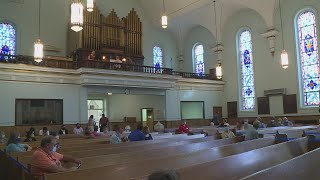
{"left": 279, "top": 0, "right": 289, "bottom": 69}
{"left": 87, "top": 0, "right": 94, "bottom": 12}
{"left": 34, "top": 0, "right": 43, "bottom": 63}
{"left": 161, "top": 0, "right": 168, "bottom": 28}
{"left": 213, "top": 1, "right": 222, "bottom": 79}
{"left": 71, "top": 0, "right": 84, "bottom": 32}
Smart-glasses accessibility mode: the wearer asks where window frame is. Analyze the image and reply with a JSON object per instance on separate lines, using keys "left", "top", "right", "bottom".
{"left": 294, "top": 8, "right": 320, "bottom": 108}
{"left": 192, "top": 43, "right": 205, "bottom": 74}
{"left": 0, "top": 20, "right": 18, "bottom": 56}
{"left": 236, "top": 27, "right": 256, "bottom": 111}
{"left": 153, "top": 46, "right": 163, "bottom": 68}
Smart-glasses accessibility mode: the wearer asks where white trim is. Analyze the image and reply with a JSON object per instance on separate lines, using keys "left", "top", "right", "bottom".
{"left": 294, "top": 8, "right": 319, "bottom": 108}
{"left": 236, "top": 27, "right": 256, "bottom": 112}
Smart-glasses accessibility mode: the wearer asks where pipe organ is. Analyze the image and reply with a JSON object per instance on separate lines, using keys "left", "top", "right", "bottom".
{"left": 68, "top": 6, "right": 143, "bottom": 65}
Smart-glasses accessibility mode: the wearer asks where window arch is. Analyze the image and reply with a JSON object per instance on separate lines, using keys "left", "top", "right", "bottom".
{"left": 296, "top": 10, "right": 319, "bottom": 106}
{"left": 0, "top": 22, "right": 16, "bottom": 58}
{"left": 153, "top": 46, "right": 163, "bottom": 68}
{"left": 193, "top": 43, "right": 204, "bottom": 74}
{"left": 238, "top": 29, "right": 255, "bottom": 110}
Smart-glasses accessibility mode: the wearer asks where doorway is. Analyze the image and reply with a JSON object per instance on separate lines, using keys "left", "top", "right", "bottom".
{"left": 141, "top": 108, "right": 154, "bottom": 131}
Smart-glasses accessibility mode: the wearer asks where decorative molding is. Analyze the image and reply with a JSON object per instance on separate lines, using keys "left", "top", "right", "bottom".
{"left": 8, "top": 0, "right": 24, "bottom": 4}
{"left": 261, "top": 29, "right": 278, "bottom": 57}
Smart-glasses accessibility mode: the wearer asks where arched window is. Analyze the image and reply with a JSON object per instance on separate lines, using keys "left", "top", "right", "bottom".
{"left": 193, "top": 44, "right": 204, "bottom": 74}
{"left": 0, "top": 22, "right": 16, "bottom": 57}
{"left": 153, "top": 46, "right": 163, "bottom": 68}
{"left": 238, "top": 30, "right": 255, "bottom": 110}
{"left": 296, "top": 10, "right": 319, "bottom": 106}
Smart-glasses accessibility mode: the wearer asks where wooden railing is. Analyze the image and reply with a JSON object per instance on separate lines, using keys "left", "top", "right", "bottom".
{"left": 0, "top": 54, "right": 220, "bottom": 80}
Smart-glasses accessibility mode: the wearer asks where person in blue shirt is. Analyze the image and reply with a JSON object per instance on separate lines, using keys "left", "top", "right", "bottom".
{"left": 128, "top": 124, "right": 145, "bottom": 142}
{"left": 6, "top": 132, "right": 32, "bottom": 153}
{"left": 143, "top": 126, "right": 153, "bottom": 140}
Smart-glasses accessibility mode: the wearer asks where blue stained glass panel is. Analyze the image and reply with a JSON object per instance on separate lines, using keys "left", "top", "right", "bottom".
{"left": 153, "top": 46, "right": 163, "bottom": 68}
{"left": 194, "top": 44, "right": 204, "bottom": 75}
{"left": 239, "top": 30, "right": 255, "bottom": 110}
{"left": 0, "top": 23, "right": 16, "bottom": 58}
{"left": 297, "top": 11, "right": 319, "bottom": 106}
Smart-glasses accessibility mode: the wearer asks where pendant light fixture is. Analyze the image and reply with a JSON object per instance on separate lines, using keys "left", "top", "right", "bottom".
{"left": 213, "top": 0, "right": 222, "bottom": 79}
{"left": 279, "top": 0, "right": 289, "bottom": 69}
{"left": 161, "top": 0, "right": 168, "bottom": 29}
{"left": 87, "top": 0, "right": 94, "bottom": 12}
{"left": 71, "top": 0, "right": 84, "bottom": 32}
{"left": 34, "top": 0, "right": 43, "bottom": 63}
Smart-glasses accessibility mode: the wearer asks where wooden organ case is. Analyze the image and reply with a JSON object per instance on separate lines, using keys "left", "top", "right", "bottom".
{"left": 68, "top": 6, "right": 144, "bottom": 65}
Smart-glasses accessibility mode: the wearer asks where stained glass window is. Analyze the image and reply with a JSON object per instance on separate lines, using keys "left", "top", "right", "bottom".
{"left": 153, "top": 46, "right": 163, "bottom": 70}
{"left": 296, "top": 11, "right": 319, "bottom": 106}
{"left": 194, "top": 44, "right": 204, "bottom": 75}
{"left": 239, "top": 30, "right": 255, "bottom": 110}
{"left": 0, "top": 23, "right": 16, "bottom": 59}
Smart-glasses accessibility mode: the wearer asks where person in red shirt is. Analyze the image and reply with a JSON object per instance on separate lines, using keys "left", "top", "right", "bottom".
{"left": 31, "top": 136, "right": 81, "bottom": 179}
{"left": 179, "top": 120, "right": 190, "bottom": 134}
{"left": 99, "top": 114, "right": 109, "bottom": 132}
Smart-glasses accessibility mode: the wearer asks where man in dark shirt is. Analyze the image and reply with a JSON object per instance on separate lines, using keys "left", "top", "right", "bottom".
{"left": 99, "top": 114, "right": 109, "bottom": 132}
{"left": 128, "top": 124, "right": 145, "bottom": 141}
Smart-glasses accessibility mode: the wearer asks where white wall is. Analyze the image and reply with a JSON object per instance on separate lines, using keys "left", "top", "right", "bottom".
{"left": 0, "top": 81, "right": 84, "bottom": 126}
{"left": 221, "top": 0, "right": 320, "bottom": 117}
{"left": 0, "top": 0, "right": 178, "bottom": 69}
{"left": 165, "top": 90, "right": 223, "bottom": 121}
{"left": 183, "top": 26, "right": 217, "bottom": 73}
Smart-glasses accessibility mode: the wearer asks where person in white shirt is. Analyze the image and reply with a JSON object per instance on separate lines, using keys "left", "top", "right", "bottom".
{"left": 73, "top": 123, "right": 84, "bottom": 135}
{"left": 39, "top": 127, "right": 50, "bottom": 136}
{"left": 110, "top": 125, "right": 127, "bottom": 144}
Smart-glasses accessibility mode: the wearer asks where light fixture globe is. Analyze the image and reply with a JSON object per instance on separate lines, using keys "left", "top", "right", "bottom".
{"left": 34, "top": 39, "right": 43, "bottom": 63}
{"left": 87, "top": 0, "right": 94, "bottom": 12}
{"left": 216, "top": 62, "right": 222, "bottom": 79}
{"left": 281, "top": 50, "right": 289, "bottom": 69}
{"left": 161, "top": 15, "right": 168, "bottom": 29}
{"left": 71, "top": 0, "right": 84, "bottom": 32}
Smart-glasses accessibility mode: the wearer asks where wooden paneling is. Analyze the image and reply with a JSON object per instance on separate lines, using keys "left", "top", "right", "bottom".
{"left": 227, "top": 101, "right": 238, "bottom": 118}
{"left": 258, "top": 97, "right": 270, "bottom": 115}
{"left": 283, "top": 94, "right": 297, "bottom": 114}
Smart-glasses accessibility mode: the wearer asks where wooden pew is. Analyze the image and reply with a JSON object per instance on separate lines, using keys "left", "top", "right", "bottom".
{"left": 176, "top": 137, "right": 309, "bottom": 180}
{"left": 72, "top": 136, "right": 242, "bottom": 169}
{"left": 241, "top": 147, "right": 320, "bottom": 180}
{"left": 43, "top": 137, "right": 279, "bottom": 180}
{"left": 17, "top": 134, "right": 207, "bottom": 166}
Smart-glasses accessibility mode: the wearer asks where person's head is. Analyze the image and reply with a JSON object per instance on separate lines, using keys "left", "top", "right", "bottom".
{"left": 143, "top": 126, "right": 150, "bottom": 134}
{"left": 43, "top": 127, "right": 48, "bottom": 132}
{"left": 61, "top": 125, "right": 66, "bottom": 130}
{"left": 40, "top": 136, "right": 58, "bottom": 153}
{"left": 102, "top": 114, "right": 105, "bottom": 117}
{"left": 270, "top": 116, "right": 276, "bottom": 120}
{"left": 137, "top": 124, "right": 143, "bottom": 131}
{"left": 256, "top": 117, "right": 262, "bottom": 122}
{"left": 222, "top": 119, "right": 227, "bottom": 123}
{"left": 0, "top": 131, "right": 5, "bottom": 139}
{"left": 277, "top": 118, "right": 282, "bottom": 122}
{"left": 7, "top": 132, "right": 21, "bottom": 145}
{"left": 91, "top": 50, "right": 96, "bottom": 55}
{"left": 253, "top": 122, "right": 260, "bottom": 129}
{"left": 76, "top": 123, "right": 81, "bottom": 129}
{"left": 90, "top": 115, "right": 94, "bottom": 119}
{"left": 148, "top": 170, "right": 180, "bottom": 180}
{"left": 113, "top": 125, "right": 124, "bottom": 134}
{"left": 181, "top": 120, "right": 187, "bottom": 125}
{"left": 29, "top": 127, "right": 35, "bottom": 133}
{"left": 283, "top": 117, "right": 288, "bottom": 121}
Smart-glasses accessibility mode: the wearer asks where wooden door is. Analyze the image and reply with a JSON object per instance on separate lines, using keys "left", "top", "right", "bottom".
{"left": 227, "top": 101, "right": 238, "bottom": 118}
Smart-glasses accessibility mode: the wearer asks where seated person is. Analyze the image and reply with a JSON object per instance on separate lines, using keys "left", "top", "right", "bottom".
{"left": 0, "top": 131, "right": 7, "bottom": 144}
{"left": 219, "top": 119, "right": 230, "bottom": 127}
{"left": 179, "top": 120, "right": 190, "bottom": 134}
{"left": 87, "top": 50, "right": 96, "bottom": 60}
{"left": 39, "top": 127, "right": 50, "bottom": 136}
{"left": 236, "top": 120, "right": 244, "bottom": 130}
{"left": 276, "top": 118, "right": 283, "bottom": 126}
{"left": 31, "top": 136, "right": 81, "bottom": 178}
{"left": 24, "top": 131, "right": 37, "bottom": 142}
{"left": 128, "top": 124, "right": 145, "bottom": 142}
{"left": 6, "top": 132, "right": 32, "bottom": 153}
{"left": 73, "top": 123, "right": 84, "bottom": 135}
{"left": 282, "top": 117, "right": 293, "bottom": 126}
{"left": 110, "top": 125, "right": 127, "bottom": 144}
{"left": 58, "top": 125, "right": 69, "bottom": 135}
{"left": 221, "top": 127, "right": 236, "bottom": 139}
{"left": 91, "top": 126, "right": 102, "bottom": 137}
{"left": 27, "top": 127, "right": 37, "bottom": 137}
{"left": 143, "top": 126, "right": 153, "bottom": 140}
{"left": 148, "top": 170, "right": 180, "bottom": 180}
{"left": 245, "top": 122, "right": 260, "bottom": 141}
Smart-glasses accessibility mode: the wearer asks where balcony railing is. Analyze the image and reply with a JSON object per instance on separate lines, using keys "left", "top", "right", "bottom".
{"left": 0, "top": 54, "right": 220, "bottom": 80}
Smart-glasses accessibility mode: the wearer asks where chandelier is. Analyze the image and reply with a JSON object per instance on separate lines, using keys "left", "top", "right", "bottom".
{"left": 87, "top": 0, "right": 94, "bottom": 12}
{"left": 71, "top": 0, "right": 84, "bottom": 32}
{"left": 34, "top": 0, "right": 43, "bottom": 63}
{"left": 161, "top": 0, "right": 167, "bottom": 28}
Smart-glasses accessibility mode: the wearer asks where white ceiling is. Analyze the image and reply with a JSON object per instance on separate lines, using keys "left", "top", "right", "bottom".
{"left": 138, "top": 0, "right": 278, "bottom": 42}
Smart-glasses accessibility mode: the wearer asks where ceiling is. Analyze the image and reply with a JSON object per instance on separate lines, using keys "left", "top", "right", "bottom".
{"left": 138, "top": 0, "right": 278, "bottom": 43}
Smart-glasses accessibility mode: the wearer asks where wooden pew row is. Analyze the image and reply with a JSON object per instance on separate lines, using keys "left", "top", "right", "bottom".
{"left": 241, "top": 146, "right": 320, "bottom": 180}
{"left": 176, "top": 137, "right": 309, "bottom": 180}
{"left": 44, "top": 137, "right": 275, "bottom": 180}
{"left": 72, "top": 136, "right": 243, "bottom": 170}
{"left": 18, "top": 134, "right": 207, "bottom": 166}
